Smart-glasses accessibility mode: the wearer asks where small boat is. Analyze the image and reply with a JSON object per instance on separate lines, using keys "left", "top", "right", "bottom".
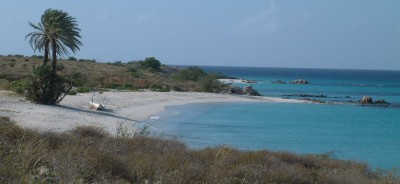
{"left": 90, "top": 101, "right": 105, "bottom": 110}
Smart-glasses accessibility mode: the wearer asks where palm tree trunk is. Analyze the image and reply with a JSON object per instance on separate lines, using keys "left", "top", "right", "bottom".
{"left": 43, "top": 39, "right": 49, "bottom": 65}
{"left": 51, "top": 38, "right": 57, "bottom": 71}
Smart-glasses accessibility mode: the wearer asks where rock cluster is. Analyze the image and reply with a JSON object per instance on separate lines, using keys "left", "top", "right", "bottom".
{"left": 290, "top": 79, "right": 309, "bottom": 84}
{"left": 272, "top": 80, "right": 286, "bottom": 84}
{"left": 227, "top": 85, "right": 261, "bottom": 96}
{"left": 359, "top": 96, "right": 373, "bottom": 104}
{"left": 243, "top": 85, "right": 261, "bottom": 96}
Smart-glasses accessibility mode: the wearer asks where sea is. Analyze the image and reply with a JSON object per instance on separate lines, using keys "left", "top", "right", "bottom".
{"left": 147, "top": 66, "right": 400, "bottom": 170}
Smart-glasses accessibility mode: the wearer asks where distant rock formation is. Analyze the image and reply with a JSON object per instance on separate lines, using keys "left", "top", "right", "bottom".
{"left": 374, "top": 99, "right": 390, "bottom": 105}
{"left": 226, "top": 85, "right": 261, "bottom": 96}
{"left": 359, "top": 96, "right": 373, "bottom": 104}
{"left": 228, "top": 86, "right": 244, "bottom": 95}
{"left": 290, "top": 79, "right": 309, "bottom": 84}
{"left": 243, "top": 85, "right": 261, "bottom": 96}
{"left": 283, "top": 94, "right": 327, "bottom": 98}
{"left": 272, "top": 80, "right": 286, "bottom": 84}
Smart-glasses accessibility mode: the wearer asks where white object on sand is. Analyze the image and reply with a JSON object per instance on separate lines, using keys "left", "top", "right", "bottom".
{"left": 90, "top": 101, "right": 105, "bottom": 110}
{"left": 90, "top": 92, "right": 108, "bottom": 110}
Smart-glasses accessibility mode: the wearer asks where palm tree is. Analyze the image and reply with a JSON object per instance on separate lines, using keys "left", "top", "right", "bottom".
{"left": 26, "top": 9, "right": 82, "bottom": 70}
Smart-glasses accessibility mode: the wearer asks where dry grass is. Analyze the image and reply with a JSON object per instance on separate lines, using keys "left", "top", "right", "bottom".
{"left": 0, "top": 116, "right": 398, "bottom": 184}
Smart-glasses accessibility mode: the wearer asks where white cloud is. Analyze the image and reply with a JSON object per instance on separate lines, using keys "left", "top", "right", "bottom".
{"left": 236, "top": 1, "right": 279, "bottom": 35}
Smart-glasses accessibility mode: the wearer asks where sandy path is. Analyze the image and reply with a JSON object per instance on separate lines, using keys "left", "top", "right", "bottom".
{"left": 0, "top": 91, "right": 300, "bottom": 134}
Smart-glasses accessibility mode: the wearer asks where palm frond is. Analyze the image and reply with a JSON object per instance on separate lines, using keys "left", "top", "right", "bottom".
{"left": 26, "top": 8, "right": 82, "bottom": 60}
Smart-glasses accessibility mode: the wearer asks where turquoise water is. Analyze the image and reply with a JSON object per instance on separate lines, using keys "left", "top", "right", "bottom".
{"left": 148, "top": 67, "right": 400, "bottom": 169}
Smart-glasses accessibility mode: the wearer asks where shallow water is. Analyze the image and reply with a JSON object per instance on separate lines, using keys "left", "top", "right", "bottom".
{"left": 149, "top": 102, "right": 400, "bottom": 169}
{"left": 148, "top": 67, "right": 400, "bottom": 169}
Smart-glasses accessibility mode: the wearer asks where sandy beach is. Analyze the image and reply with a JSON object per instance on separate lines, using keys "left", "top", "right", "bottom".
{"left": 0, "top": 90, "right": 300, "bottom": 134}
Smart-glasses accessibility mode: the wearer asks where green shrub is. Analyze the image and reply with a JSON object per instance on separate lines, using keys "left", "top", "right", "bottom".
{"left": 11, "top": 79, "right": 28, "bottom": 94}
{"left": 150, "top": 84, "right": 170, "bottom": 92}
{"left": 121, "top": 83, "right": 137, "bottom": 90}
{"left": 71, "top": 72, "right": 86, "bottom": 86}
{"left": 76, "top": 86, "right": 91, "bottom": 93}
{"left": 68, "top": 90, "right": 77, "bottom": 95}
{"left": 31, "top": 55, "right": 44, "bottom": 59}
{"left": 198, "top": 74, "right": 224, "bottom": 93}
{"left": 68, "top": 56, "right": 77, "bottom": 61}
{"left": 139, "top": 57, "right": 161, "bottom": 70}
{"left": 128, "top": 67, "right": 142, "bottom": 77}
{"left": 25, "top": 65, "right": 71, "bottom": 104}
{"left": 173, "top": 66, "right": 207, "bottom": 81}
{"left": 107, "top": 61, "right": 124, "bottom": 66}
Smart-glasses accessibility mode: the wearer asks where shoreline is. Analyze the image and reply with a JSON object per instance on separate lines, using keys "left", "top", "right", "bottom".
{"left": 0, "top": 90, "right": 301, "bottom": 134}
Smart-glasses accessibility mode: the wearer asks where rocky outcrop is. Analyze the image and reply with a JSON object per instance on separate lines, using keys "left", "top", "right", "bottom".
{"left": 359, "top": 96, "right": 373, "bottom": 104}
{"left": 227, "top": 86, "right": 244, "bottom": 95}
{"left": 374, "top": 99, "right": 390, "bottom": 104}
{"left": 290, "top": 79, "right": 309, "bottom": 84}
{"left": 243, "top": 85, "right": 261, "bottom": 96}
{"left": 272, "top": 80, "right": 286, "bottom": 84}
{"left": 226, "top": 85, "right": 261, "bottom": 96}
{"left": 283, "top": 94, "right": 327, "bottom": 98}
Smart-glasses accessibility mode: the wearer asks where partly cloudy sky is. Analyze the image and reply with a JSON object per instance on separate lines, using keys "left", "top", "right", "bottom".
{"left": 1, "top": 0, "right": 399, "bottom": 70}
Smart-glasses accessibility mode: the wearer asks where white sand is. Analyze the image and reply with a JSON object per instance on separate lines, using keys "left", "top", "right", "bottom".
{"left": 0, "top": 90, "right": 300, "bottom": 134}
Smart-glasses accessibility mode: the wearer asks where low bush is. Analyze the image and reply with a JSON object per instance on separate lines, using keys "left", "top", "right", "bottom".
{"left": 24, "top": 65, "right": 71, "bottom": 104}
{"left": 198, "top": 74, "right": 225, "bottom": 93}
{"left": 150, "top": 84, "right": 170, "bottom": 92}
{"left": 10, "top": 79, "right": 27, "bottom": 94}
{"left": 68, "top": 56, "right": 77, "bottom": 61}
{"left": 76, "top": 86, "right": 91, "bottom": 93}
{"left": 173, "top": 66, "right": 207, "bottom": 81}
{"left": 139, "top": 57, "right": 161, "bottom": 70}
{"left": 70, "top": 72, "right": 86, "bottom": 86}
{"left": 0, "top": 117, "right": 398, "bottom": 183}
{"left": 68, "top": 90, "right": 77, "bottom": 95}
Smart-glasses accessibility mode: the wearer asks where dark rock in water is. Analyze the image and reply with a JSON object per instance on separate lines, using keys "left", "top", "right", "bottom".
{"left": 243, "top": 85, "right": 261, "bottom": 96}
{"left": 290, "top": 79, "right": 309, "bottom": 84}
{"left": 272, "top": 80, "right": 286, "bottom": 84}
{"left": 374, "top": 99, "right": 390, "bottom": 105}
{"left": 359, "top": 96, "right": 373, "bottom": 104}
{"left": 282, "top": 94, "right": 327, "bottom": 98}
{"left": 226, "top": 85, "right": 261, "bottom": 96}
{"left": 228, "top": 86, "right": 244, "bottom": 95}
{"left": 300, "top": 94, "right": 326, "bottom": 98}
{"left": 301, "top": 98, "right": 327, "bottom": 104}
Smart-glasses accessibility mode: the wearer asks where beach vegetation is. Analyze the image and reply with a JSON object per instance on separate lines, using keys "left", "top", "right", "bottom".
{"left": 26, "top": 9, "right": 82, "bottom": 70}
{"left": 0, "top": 55, "right": 233, "bottom": 94}
{"left": 76, "top": 86, "right": 91, "bottom": 93}
{"left": 172, "top": 66, "right": 207, "bottom": 81}
{"left": 150, "top": 84, "right": 170, "bottom": 92}
{"left": 67, "top": 89, "right": 77, "bottom": 95}
{"left": 198, "top": 74, "right": 225, "bottom": 92}
{"left": 139, "top": 57, "right": 161, "bottom": 70}
{"left": 24, "top": 65, "right": 72, "bottom": 104}
{"left": 10, "top": 79, "right": 28, "bottom": 94}
{"left": 0, "top": 116, "right": 398, "bottom": 183}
